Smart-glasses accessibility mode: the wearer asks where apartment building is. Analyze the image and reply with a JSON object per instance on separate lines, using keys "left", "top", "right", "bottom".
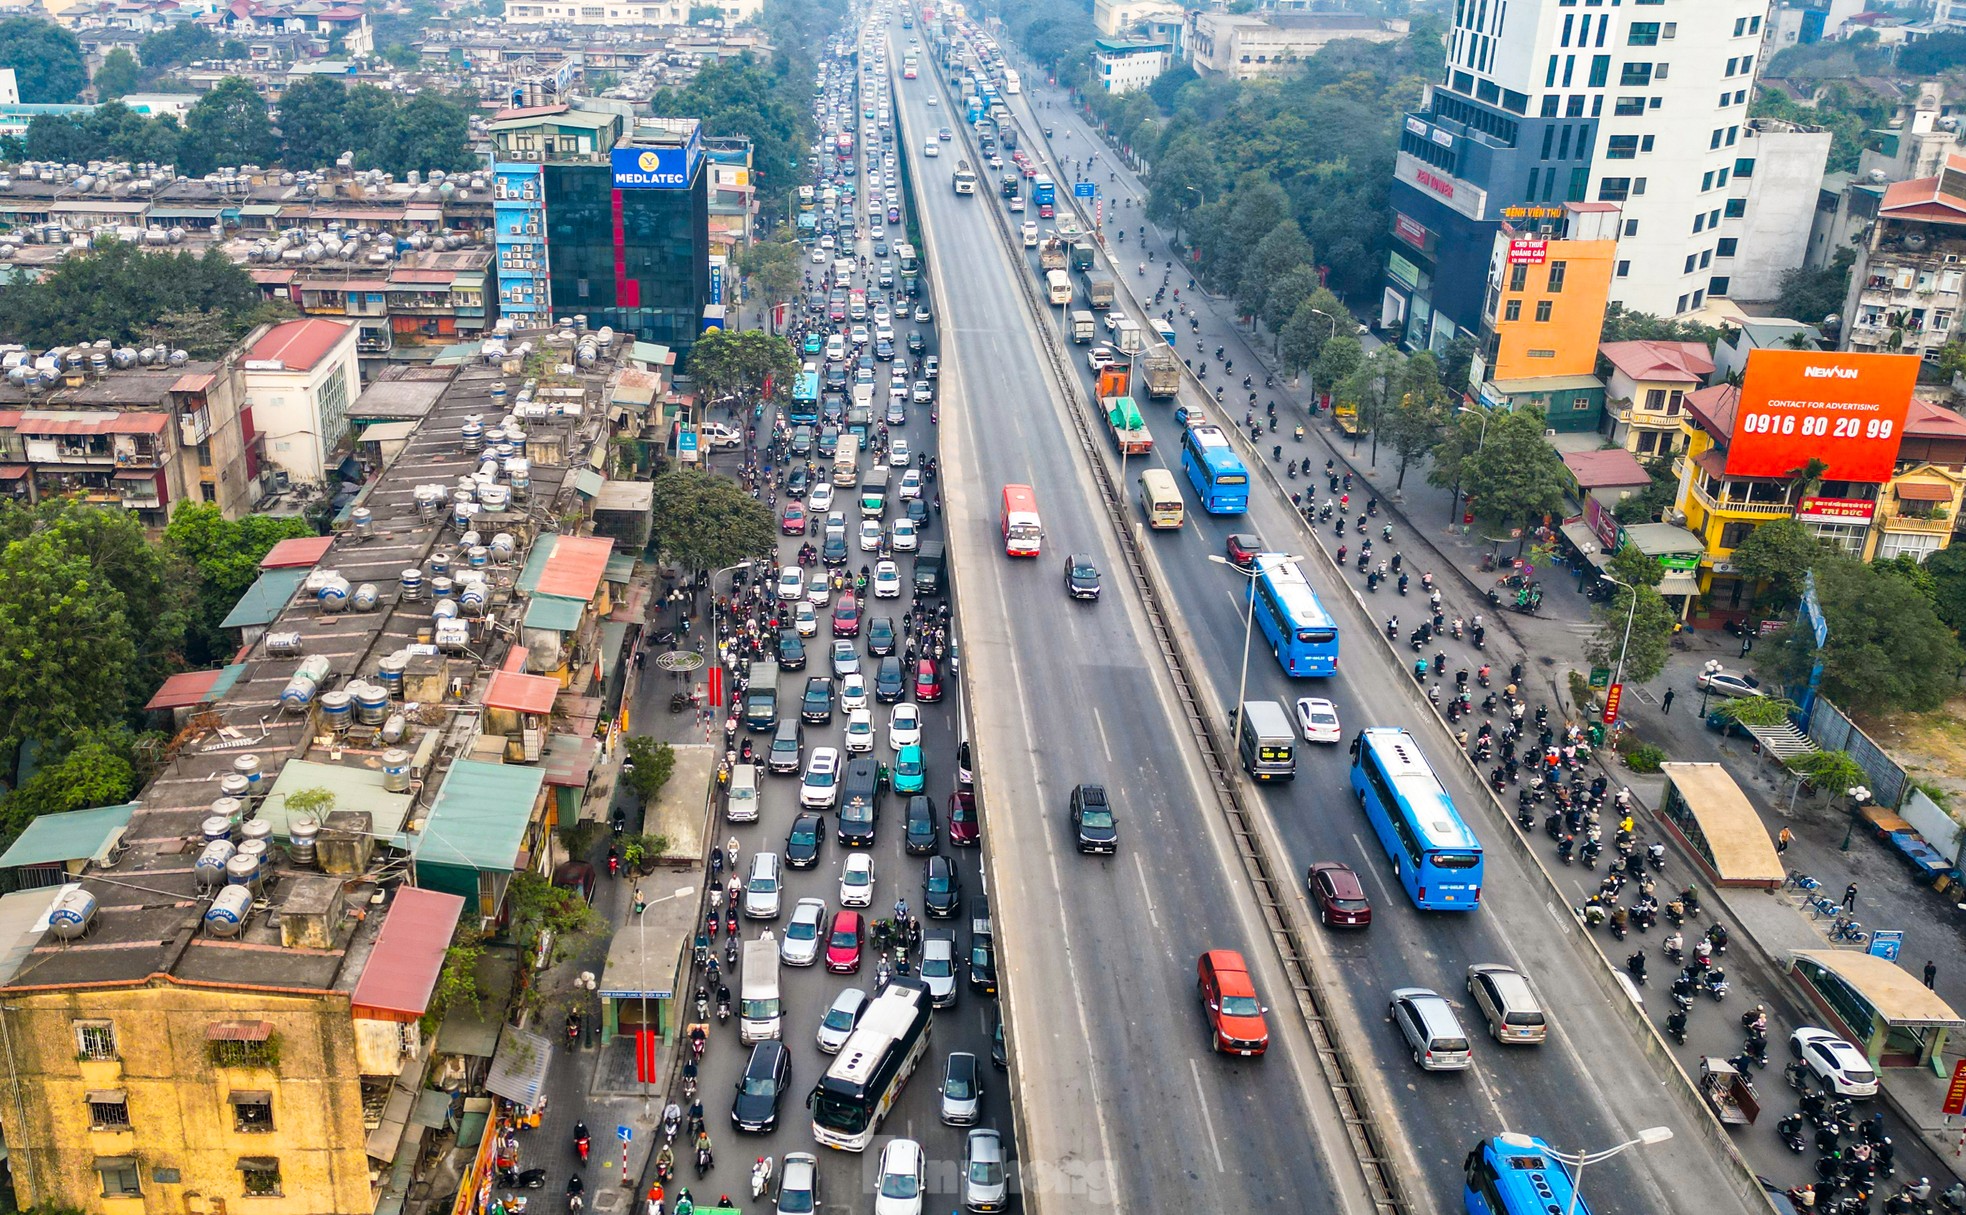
{"left": 1842, "top": 152, "right": 1966, "bottom": 366}
{"left": 1469, "top": 201, "right": 1619, "bottom": 421}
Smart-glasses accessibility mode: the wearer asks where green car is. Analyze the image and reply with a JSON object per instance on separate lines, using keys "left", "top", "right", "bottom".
{"left": 804, "top": 333, "right": 824, "bottom": 355}
{"left": 893, "top": 744, "right": 926, "bottom": 795}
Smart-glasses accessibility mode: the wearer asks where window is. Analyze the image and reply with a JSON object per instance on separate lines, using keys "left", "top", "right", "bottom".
{"left": 1620, "top": 63, "right": 1651, "bottom": 86}
{"left": 230, "top": 1091, "right": 274, "bottom": 1132}
{"left": 1716, "top": 168, "right": 1730, "bottom": 188}
{"left": 239, "top": 1158, "right": 283, "bottom": 1197}
{"left": 1567, "top": 94, "right": 1586, "bottom": 117}
{"left": 1702, "top": 171, "right": 1715, "bottom": 192}
{"left": 1606, "top": 135, "right": 1639, "bottom": 159}
{"left": 1541, "top": 94, "right": 1559, "bottom": 117}
{"left": 1509, "top": 263, "right": 1528, "bottom": 292}
{"left": 97, "top": 1158, "right": 142, "bottom": 1198}
{"left": 1663, "top": 22, "right": 1677, "bottom": 37}
{"left": 1588, "top": 55, "right": 1609, "bottom": 87}
{"left": 1535, "top": 300, "right": 1554, "bottom": 322}
{"left": 1684, "top": 255, "right": 1698, "bottom": 274}
{"left": 1615, "top": 96, "right": 1645, "bottom": 116}
{"left": 1734, "top": 157, "right": 1755, "bottom": 178}
{"left": 1709, "top": 129, "right": 1723, "bottom": 151}
{"left": 77, "top": 1022, "right": 117, "bottom": 1061}
{"left": 1634, "top": 177, "right": 1647, "bottom": 195}
{"left": 1733, "top": 15, "right": 1747, "bottom": 35}
{"left": 1527, "top": 348, "right": 1557, "bottom": 359}
{"left": 1644, "top": 388, "right": 1667, "bottom": 410}
{"left": 209, "top": 1021, "right": 276, "bottom": 1068}
{"left": 1725, "top": 198, "right": 1746, "bottom": 218}
{"left": 1726, "top": 125, "right": 1738, "bottom": 146}
{"left": 1617, "top": 260, "right": 1630, "bottom": 277}
{"left": 1599, "top": 177, "right": 1631, "bottom": 201}
{"left": 1504, "top": 300, "right": 1523, "bottom": 321}
{"left": 1540, "top": 126, "right": 1555, "bottom": 157}
{"left": 87, "top": 1092, "right": 130, "bottom": 1129}
{"left": 1693, "top": 213, "right": 1706, "bottom": 234}
{"left": 1716, "top": 237, "right": 1738, "bottom": 257}
{"left": 1699, "top": 250, "right": 1712, "bottom": 269}
{"left": 1547, "top": 261, "right": 1568, "bottom": 293}
{"left": 1625, "top": 219, "right": 1640, "bottom": 236}
{"left": 1749, "top": 14, "right": 1761, "bottom": 33}
{"left": 1718, "top": 521, "right": 1757, "bottom": 549}
{"left": 1628, "top": 21, "right": 1659, "bottom": 44}
{"left": 1709, "top": 276, "right": 1731, "bottom": 297}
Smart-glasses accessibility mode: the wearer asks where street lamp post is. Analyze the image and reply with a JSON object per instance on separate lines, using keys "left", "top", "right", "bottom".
{"left": 708, "top": 560, "right": 754, "bottom": 722}
{"left": 1209, "top": 553, "right": 1298, "bottom": 754}
{"left": 1841, "top": 785, "right": 1871, "bottom": 852}
{"left": 1448, "top": 404, "right": 1493, "bottom": 527}
{"left": 1497, "top": 1126, "right": 1672, "bottom": 1215}
{"left": 1301, "top": 307, "right": 1340, "bottom": 406}
{"left": 1601, "top": 574, "right": 1641, "bottom": 726}
{"left": 1699, "top": 658, "right": 1723, "bottom": 718}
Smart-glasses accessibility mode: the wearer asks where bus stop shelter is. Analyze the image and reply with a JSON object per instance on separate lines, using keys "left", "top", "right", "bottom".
{"left": 1790, "top": 950, "right": 1965, "bottom": 1072}
{"left": 1657, "top": 763, "right": 1784, "bottom": 889}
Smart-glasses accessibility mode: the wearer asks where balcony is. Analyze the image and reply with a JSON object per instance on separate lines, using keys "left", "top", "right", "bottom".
{"left": 1879, "top": 512, "right": 1955, "bottom": 535}
{"left": 1688, "top": 478, "right": 1797, "bottom": 518}
{"left": 179, "top": 408, "right": 211, "bottom": 447}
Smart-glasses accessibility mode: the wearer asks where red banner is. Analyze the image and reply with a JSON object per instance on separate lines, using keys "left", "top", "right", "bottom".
{"left": 707, "top": 665, "right": 725, "bottom": 707}
{"left": 1726, "top": 350, "right": 1918, "bottom": 483}
{"left": 1602, "top": 683, "right": 1623, "bottom": 725}
{"left": 635, "top": 1029, "right": 660, "bottom": 1085}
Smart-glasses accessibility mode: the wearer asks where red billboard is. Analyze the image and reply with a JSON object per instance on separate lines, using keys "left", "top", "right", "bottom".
{"left": 1725, "top": 350, "right": 1919, "bottom": 483}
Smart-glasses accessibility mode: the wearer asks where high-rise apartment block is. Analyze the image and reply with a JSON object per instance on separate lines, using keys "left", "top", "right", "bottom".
{"left": 1385, "top": 0, "right": 1828, "bottom": 351}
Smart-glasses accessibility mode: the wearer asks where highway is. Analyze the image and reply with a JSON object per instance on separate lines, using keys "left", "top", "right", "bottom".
{"left": 897, "top": 24, "right": 1774, "bottom": 1215}
{"left": 880, "top": 14, "right": 1383, "bottom": 1215}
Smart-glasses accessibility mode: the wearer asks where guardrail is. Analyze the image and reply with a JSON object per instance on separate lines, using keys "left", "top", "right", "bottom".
{"left": 930, "top": 54, "right": 1410, "bottom": 1215}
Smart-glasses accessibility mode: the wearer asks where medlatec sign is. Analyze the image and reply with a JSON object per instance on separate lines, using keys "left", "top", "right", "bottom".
{"left": 1724, "top": 350, "right": 1919, "bottom": 483}
{"left": 611, "top": 139, "right": 702, "bottom": 190}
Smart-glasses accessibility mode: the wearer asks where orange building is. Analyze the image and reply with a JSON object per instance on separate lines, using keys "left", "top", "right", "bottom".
{"left": 1472, "top": 202, "right": 1621, "bottom": 388}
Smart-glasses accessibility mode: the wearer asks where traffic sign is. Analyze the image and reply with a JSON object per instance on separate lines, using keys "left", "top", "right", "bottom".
{"left": 1868, "top": 929, "right": 1904, "bottom": 961}
{"left": 1945, "top": 1059, "right": 1966, "bottom": 1116}
{"left": 1073, "top": 181, "right": 1096, "bottom": 198}
{"left": 1601, "top": 683, "right": 1623, "bottom": 725}
{"left": 617, "top": 1124, "right": 633, "bottom": 1142}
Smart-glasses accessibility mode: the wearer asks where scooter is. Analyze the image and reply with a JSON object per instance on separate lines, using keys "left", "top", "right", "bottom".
{"left": 752, "top": 1156, "right": 775, "bottom": 1200}
{"left": 575, "top": 1122, "right": 590, "bottom": 1164}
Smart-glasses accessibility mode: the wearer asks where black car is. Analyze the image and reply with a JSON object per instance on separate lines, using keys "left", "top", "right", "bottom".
{"left": 968, "top": 916, "right": 997, "bottom": 994}
{"left": 907, "top": 331, "right": 926, "bottom": 354}
{"left": 876, "top": 338, "right": 895, "bottom": 362}
{"left": 790, "top": 426, "right": 815, "bottom": 457}
{"left": 904, "top": 794, "right": 939, "bottom": 855}
{"left": 924, "top": 854, "right": 960, "bottom": 918}
{"left": 875, "top": 239, "right": 889, "bottom": 256}
{"left": 822, "top": 532, "right": 849, "bottom": 567}
{"left": 905, "top": 497, "right": 931, "bottom": 527}
{"left": 824, "top": 363, "right": 847, "bottom": 390}
{"left": 801, "top": 677, "right": 835, "bottom": 724}
{"left": 874, "top": 656, "right": 906, "bottom": 704}
{"left": 777, "top": 629, "right": 806, "bottom": 671}
{"left": 1064, "top": 554, "right": 1102, "bottom": 601}
{"left": 989, "top": 1006, "right": 1007, "bottom": 1070}
{"left": 818, "top": 425, "right": 841, "bottom": 458}
{"left": 767, "top": 719, "right": 803, "bottom": 775}
{"left": 731, "top": 1040, "right": 790, "bottom": 1133}
{"left": 786, "top": 811, "right": 825, "bottom": 868}
{"left": 867, "top": 617, "right": 897, "bottom": 656}
{"left": 1069, "top": 783, "right": 1117, "bottom": 854}
{"left": 788, "top": 466, "right": 812, "bottom": 497}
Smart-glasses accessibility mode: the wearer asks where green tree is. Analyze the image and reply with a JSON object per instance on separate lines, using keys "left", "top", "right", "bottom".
{"left": 1585, "top": 582, "right": 1678, "bottom": 685}
{"left": 1377, "top": 352, "right": 1447, "bottom": 489}
{"left": 735, "top": 234, "right": 804, "bottom": 332}
{"left": 1727, "top": 517, "right": 1822, "bottom": 612}
{"left": 1608, "top": 541, "right": 1665, "bottom": 590}
{"left": 1312, "top": 330, "right": 1363, "bottom": 396}
{"left": 1600, "top": 302, "right": 1729, "bottom": 346}
{"left": 1234, "top": 219, "right": 1311, "bottom": 324}
{"left": 1336, "top": 343, "right": 1405, "bottom": 463}
{"left": 650, "top": 469, "right": 774, "bottom": 575}
{"left": 0, "top": 242, "right": 267, "bottom": 351}
{"left": 179, "top": 76, "right": 277, "bottom": 175}
{"left": 377, "top": 92, "right": 478, "bottom": 175}
{"left": 1437, "top": 333, "right": 1479, "bottom": 394}
{"left": 1920, "top": 542, "right": 1966, "bottom": 635}
{"left": 92, "top": 48, "right": 142, "bottom": 101}
{"left": 0, "top": 531, "right": 138, "bottom": 763}
{"left": 1767, "top": 554, "right": 1964, "bottom": 714}
{"left": 686, "top": 327, "right": 797, "bottom": 407}
{"left": 0, "top": 18, "right": 87, "bottom": 102}
{"left": 1773, "top": 249, "right": 1854, "bottom": 327}
{"left": 622, "top": 736, "right": 676, "bottom": 803}
{"left": 276, "top": 75, "right": 351, "bottom": 168}
{"left": 0, "top": 726, "right": 138, "bottom": 842}
{"left": 1457, "top": 407, "right": 1569, "bottom": 536}
{"left": 1259, "top": 264, "right": 1322, "bottom": 350}
{"left": 137, "top": 22, "right": 217, "bottom": 79}
{"left": 163, "top": 502, "right": 316, "bottom": 663}
{"left": 1611, "top": 456, "right": 1680, "bottom": 525}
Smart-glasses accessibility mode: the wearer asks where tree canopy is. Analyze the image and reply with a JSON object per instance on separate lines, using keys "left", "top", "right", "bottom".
{"left": 1727, "top": 518, "right": 1823, "bottom": 612}
{"left": 1442, "top": 406, "right": 1570, "bottom": 536}
{"left": 0, "top": 241, "right": 278, "bottom": 355}
{"left": 1586, "top": 583, "right": 1677, "bottom": 685}
{"left": 0, "top": 18, "right": 86, "bottom": 103}
{"left": 686, "top": 327, "right": 799, "bottom": 406}
{"left": 1767, "top": 553, "right": 1964, "bottom": 715}
{"left": 92, "top": 49, "right": 143, "bottom": 101}
{"left": 162, "top": 502, "right": 316, "bottom": 664}
{"left": 1773, "top": 249, "right": 1854, "bottom": 328}
{"left": 650, "top": 469, "right": 775, "bottom": 574}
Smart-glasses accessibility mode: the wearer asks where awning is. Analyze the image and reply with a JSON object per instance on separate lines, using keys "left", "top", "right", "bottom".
{"left": 412, "top": 1088, "right": 454, "bottom": 1129}
{"left": 364, "top": 1083, "right": 416, "bottom": 1161}
{"left": 1658, "top": 570, "right": 1701, "bottom": 597}
{"left": 84, "top": 1089, "right": 126, "bottom": 1104}
{"left": 1558, "top": 521, "right": 1611, "bottom": 569}
{"left": 0, "top": 801, "right": 136, "bottom": 868}
{"left": 1793, "top": 950, "right": 1966, "bottom": 1028}
{"left": 207, "top": 1021, "right": 273, "bottom": 1042}
{"left": 1749, "top": 720, "right": 1817, "bottom": 762}
{"left": 484, "top": 1026, "right": 553, "bottom": 1106}
{"left": 1895, "top": 481, "right": 1953, "bottom": 501}
{"left": 0, "top": 467, "right": 25, "bottom": 480}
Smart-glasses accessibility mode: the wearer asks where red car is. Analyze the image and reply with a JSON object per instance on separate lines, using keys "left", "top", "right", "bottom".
{"left": 1225, "top": 533, "right": 1262, "bottom": 569}
{"left": 914, "top": 658, "right": 943, "bottom": 703}
{"left": 781, "top": 502, "right": 808, "bottom": 535}
{"left": 949, "top": 789, "right": 979, "bottom": 846}
{"left": 1197, "top": 950, "right": 1270, "bottom": 1056}
{"left": 1307, "top": 862, "right": 1372, "bottom": 928}
{"left": 833, "top": 593, "right": 861, "bottom": 637}
{"left": 825, "top": 910, "right": 862, "bottom": 973}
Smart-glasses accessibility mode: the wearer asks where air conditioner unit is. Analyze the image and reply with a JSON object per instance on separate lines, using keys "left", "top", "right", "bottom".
{"left": 1947, "top": 254, "right": 1960, "bottom": 265}
{"left": 1545, "top": 429, "right": 1557, "bottom": 438}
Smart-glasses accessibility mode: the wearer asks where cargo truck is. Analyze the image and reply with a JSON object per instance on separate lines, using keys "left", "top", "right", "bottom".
{"left": 1078, "top": 268, "right": 1114, "bottom": 311}
{"left": 743, "top": 661, "right": 779, "bottom": 731}
{"left": 1038, "top": 237, "right": 1068, "bottom": 272}
{"left": 1103, "top": 394, "right": 1153, "bottom": 456}
{"left": 1069, "top": 310, "right": 1097, "bottom": 344}
{"left": 1141, "top": 344, "right": 1182, "bottom": 399}
{"left": 1069, "top": 241, "right": 1095, "bottom": 272}
{"left": 1115, "top": 316, "right": 1143, "bottom": 354}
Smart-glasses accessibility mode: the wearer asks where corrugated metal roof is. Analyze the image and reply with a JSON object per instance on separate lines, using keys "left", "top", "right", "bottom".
{"left": 523, "top": 593, "right": 585, "bottom": 632}
{"left": 0, "top": 802, "right": 136, "bottom": 869}
{"left": 484, "top": 669, "right": 559, "bottom": 716}
{"left": 220, "top": 567, "right": 310, "bottom": 629}
{"left": 536, "top": 534, "right": 613, "bottom": 602}
{"left": 259, "top": 759, "right": 415, "bottom": 841}
{"left": 350, "top": 887, "right": 465, "bottom": 1021}
{"left": 143, "top": 663, "right": 246, "bottom": 711}
{"left": 258, "top": 534, "right": 334, "bottom": 569}
{"left": 515, "top": 533, "right": 557, "bottom": 595}
{"left": 414, "top": 760, "right": 544, "bottom": 874}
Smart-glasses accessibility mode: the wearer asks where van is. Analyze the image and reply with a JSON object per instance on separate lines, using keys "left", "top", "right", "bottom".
{"left": 743, "top": 661, "right": 780, "bottom": 732}
{"left": 1237, "top": 701, "right": 1297, "bottom": 781}
{"left": 740, "top": 934, "right": 782, "bottom": 1044}
{"left": 1465, "top": 964, "right": 1547, "bottom": 1045}
{"left": 1389, "top": 987, "right": 1473, "bottom": 1071}
{"left": 726, "top": 763, "right": 760, "bottom": 822}
{"left": 914, "top": 540, "right": 947, "bottom": 599}
{"left": 838, "top": 756, "right": 882, "bottom": 846}
{"left": 860, "top": 468, "right": 891, "bottom": 517}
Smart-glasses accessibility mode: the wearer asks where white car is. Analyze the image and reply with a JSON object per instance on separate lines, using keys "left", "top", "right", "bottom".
{"left": 924, "top": 142, "right": 939, "bottom": 158}
{"left": 1696, "top": 668, "right": 1764, "bottom": 700}
{"left": 815, "top": 989, "right": 867, "bottom": 1054}
{"left": 919, "top": 932, "right": 957, "bottom": 1007}
{"left": 801, "top": 747, "right": 841, "bottom": 810}
{"left": 743, "top": 852, "right": 782, "bottom": 919}
{"left": 912, "top": 379, "right": 934, "bottom": 404}
{"left": 700, "top": 422, "right": 743, "bottom": 448}
{"left": 889, "top": 704, "right": 922, "bottom": 750}
{"left": 873, "top": 560, "right": 902, "bottom": 598}
{"left": 874, "top": 1138, "right": 925, "bottom": 1215}
{"left": 811, "top": 245, "right": 828, "bottom": 264}
{"left": 841, "top": 673, "right": 869, "bottom": 712}
{"left": 1087, "top": 345, "right": 1119, "bottom": 372}
{"left": 781, "top": 897, "right": 826, "bottom": 966}
{"left": 840, "top": 851, "right": 875, "bottom": 907}
{"left": 778, "top": 566, "right": 806, "bottom": 601}
{"left": 777, "top": 1150, "right": 820, "bottom": 1214}
{"left": 849, "top": 323, "right": 870, "bottom": 345}
{"left": 844, "top": 707, "right": 875, "bottom": 752}
{"left": 892, "top": 517, "right": 919, "bottom": 552}
{"left": 860, "top": 519, "right": 885, "bottom": 551}
{"left": 898, "top": 468, "right": 923, "bottom": 501}
{"left": 809, "top": 484, "right": 834, "bottom": 512}
{"left": 1792, "top": 1027, "right": 1878, "bottom": 1097}
{"left": 807, "top": 569, "right": 831, "bottom": 607}
{"left": 926, "top": 95, "right": 939, "bottom": 106}
{"left": 889, "top": 438, "right": 912, "bottom": 467}
{"left": 1295, "top": 697, "right": 1342, "bottom": 744}
{"left": 795, "top": 600, "right": 819, "bottom": 637}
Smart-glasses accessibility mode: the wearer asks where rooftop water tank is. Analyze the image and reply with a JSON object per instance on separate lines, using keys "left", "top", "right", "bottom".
{"left": 49, "top": 888, "right": 97, "bottom": 940}
{"left": 205, "top": 885, "right": 252, "bottom": 935}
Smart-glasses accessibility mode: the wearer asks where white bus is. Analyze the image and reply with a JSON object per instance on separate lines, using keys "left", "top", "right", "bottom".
{"left": 1045, "top": 269, "right": 1072, "bottom": 306}
{"left": 1003, "top": 68, "right": 1021, "bottom": 94}
{"left": 1138, "top": 468, "right": 1185, "bottom": 530}
{"left": 833, "top": 433, "right": 861, "bottom": 486}
{"left": 808, "top": 979, "right": 933, "bottom": 1151}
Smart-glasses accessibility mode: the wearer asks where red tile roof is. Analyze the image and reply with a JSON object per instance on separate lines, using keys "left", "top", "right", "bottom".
{"left": 245, "top": 318, "right": 351, "bottom": 372}
{"left": 1563, "top": 447, "right": 1650, "bottom": 488}
{"left": 14, "top": 411, "right": 170, "bottom": 436}
{"left": 1684, "top": 383, "right": 1741, "bottom": 437}
{"left": 1878, "top": 153, "right": 1966, "bottom": 227}
{"left": 1599, "top": 340, "right": 1716, "bottom": 384}
{"left": 536, "top": 535, "right": 614, "bottom": 602}
{"left": 1907, "top": 398, "right": 1966, "bottom": 438}
{"left": 144, "top": 668, "right": 227, "bottom": 711}
{"left": 259, "top": 534, "right": 334, "bottom": 569}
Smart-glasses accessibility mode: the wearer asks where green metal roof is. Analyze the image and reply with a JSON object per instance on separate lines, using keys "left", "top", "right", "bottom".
{"left": 0, "top": 802, "right": 136, "bottom": 869}
{"left": 259, "top": 759, "right": 414, "bottom": 841}
{"left": 414, "top": 760, "right": 544, "bottom": 874}
{"left": 220, "top": 567, "right": 310, "bottom": 629}
{"left": 516, "top": 533, "right": 558, "bottom": 595}
{"left": 573, "top": 469, "right": 605, "bottom": 498}
{"left": 523, "top": 593, "right": 585, "bottom": 632}
{"left": 604, "top": 553, "right": 637, "bottom": 584}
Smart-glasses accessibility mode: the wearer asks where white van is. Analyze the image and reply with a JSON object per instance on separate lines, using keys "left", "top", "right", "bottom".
{"left": 924, "top": 141, "right": 940, "bottom": 158}
{"left": 740, "top": 933, "right": 782, "bottom": 1043}
{"left": 1021, "top": 222, "right": 1039, "bottom": 248}
{"left": 726, "top": 762, "right": 759, "bottom": 822}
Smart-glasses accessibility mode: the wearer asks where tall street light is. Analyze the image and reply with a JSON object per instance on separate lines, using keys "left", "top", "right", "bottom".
{"left": 1448, "top": 403, "right": 1494, "bottom": 526}
{"left": 1209, "top": 553, "right": 1298, "bottom": 755}
{"left": 1501, "top": 1126, "right": 1672, "bottom": 1215}
{"left": 1601, "top": 573, "right": 1641, "bottom": 727}
{"left": 1301, "top": 307, "right": 1340, "bottom": 404}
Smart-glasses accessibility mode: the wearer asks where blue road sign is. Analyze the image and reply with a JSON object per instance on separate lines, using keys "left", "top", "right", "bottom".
{"left": 617, "top": 1124, "right": 633, "bottom": 1142}
{"left": 678, "top": 428, "right": 699, "bottom": 456}
{"left": 1073, "top": 182, "right": 1096, "bottom": 198}
{"left": 1869, "top": 929, "right": 1903, "bottom": 961}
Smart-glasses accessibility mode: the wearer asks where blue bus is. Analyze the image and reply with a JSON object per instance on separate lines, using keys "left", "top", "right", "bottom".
{"left": 1178, "top": 425, "right": 1249, "bottom": 514}
{"left": 1464, "top": 1135, "right": 1590, "bottom": 1215}
{"left": 1348, "top": 727, "right": 1483, "bottom": 910}
{"left": 789, "top": 371, "right": 821, "bottom": 426}
{"left": 1251, "top": 554, "right": 1339, "bottom": 676}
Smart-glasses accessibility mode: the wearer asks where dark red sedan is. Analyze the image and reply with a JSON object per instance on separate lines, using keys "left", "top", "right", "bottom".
{"left": 949, "top": 789, "right": 979, "bottom": 846}
{"left": 1226, "top": 533, "right": 1263, "bottom": 569}
{"left": 1307, "top": 862, "right": 1372, "bottom": 928}
{"left": 832, "top": 593, "right": 861, "bottom": 638}
{"left": 781, "top": 502, "right": 808, "bottom": 535}
{"left": 914, "top": 658, "right": 943, "bottom": 703}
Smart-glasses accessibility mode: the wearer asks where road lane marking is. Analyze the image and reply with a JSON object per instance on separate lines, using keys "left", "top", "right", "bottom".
{"left": 1350, "top": 833, "right": 1398, "bottom": 909}
{"left": 1092, "top": 706, "right": 1115, "bottom": 765}
{"left": 1188, "top": 1059, "right": 1228, "bottom": 1174}
{"left": 1131, "top": 851, "right": 1162, "bottom": 931}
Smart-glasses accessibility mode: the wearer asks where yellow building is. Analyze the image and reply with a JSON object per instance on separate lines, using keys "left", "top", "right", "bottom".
{"left": 1472, "top": 202, "right": 1621, "bottom": 386}
{"left": 1599, "top": 340, "right": 1716, "bottom": 460}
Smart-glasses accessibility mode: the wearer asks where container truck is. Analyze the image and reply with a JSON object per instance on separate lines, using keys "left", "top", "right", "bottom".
{"left": 1078, "top": 269, "right": 1114, "bottom": 311}
{"left": 1069, "top": 310, "right": 1096, "bottom": 344}
{"left": 1103, "top": 394, "right": 1153, "bottom": 456}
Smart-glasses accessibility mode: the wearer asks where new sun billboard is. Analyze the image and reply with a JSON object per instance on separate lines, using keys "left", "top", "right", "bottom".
{"left": 1725, "top": 350, "right": 1920, "bottom": 483}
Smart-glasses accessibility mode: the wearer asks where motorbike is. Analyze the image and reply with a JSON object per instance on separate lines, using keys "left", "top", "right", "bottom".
{"left": 1778, "top": 1112, "right": 1809, "bottom": 1153}
{"left": 752, "top": 1156, "right": 775, "bottom": 1200}
{"left": 500, "top": 1168, "right": 548, "bottom": 1189}
{"left": 575, "top": 1122, "right": 590, "bottom": 1163}
{"left": 1625, "top": 951, "right": 1648, "bottom": 986}
{"left": 567, "top": 1177, "right": 586, "bottom": 1213}
{"left": 1665, "top": 1009, "right": 1688, "bottom": 1045}
{"left": 1703, "top": 966, "right": 1730, "bottom": 1001}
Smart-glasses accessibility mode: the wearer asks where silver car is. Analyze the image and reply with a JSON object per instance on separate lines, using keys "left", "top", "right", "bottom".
{"left": 776, "top": 1150, "right": 818, "bottom": 1215}
{"left": 920, "top": 931, "right": 957, "bottom": 1007}
{"left": 781, "top": 898, "right": 826, "bottom": 966}
{"left": 940, "top": 1050, "right": 981, "bottom": 1125}
{"left": 831, "top": 640, "right": 861, "bottom": 678}
{"left": 816, "top": 987, "right": 869, "bottom": 1054}
{"left": 963, "top": 1128, "right": 1008, "bottom": 1212}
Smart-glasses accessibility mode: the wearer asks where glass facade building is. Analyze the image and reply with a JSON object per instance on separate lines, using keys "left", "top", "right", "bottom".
{"left": 542, "top": 161, "right": 711, "bottom": 360}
